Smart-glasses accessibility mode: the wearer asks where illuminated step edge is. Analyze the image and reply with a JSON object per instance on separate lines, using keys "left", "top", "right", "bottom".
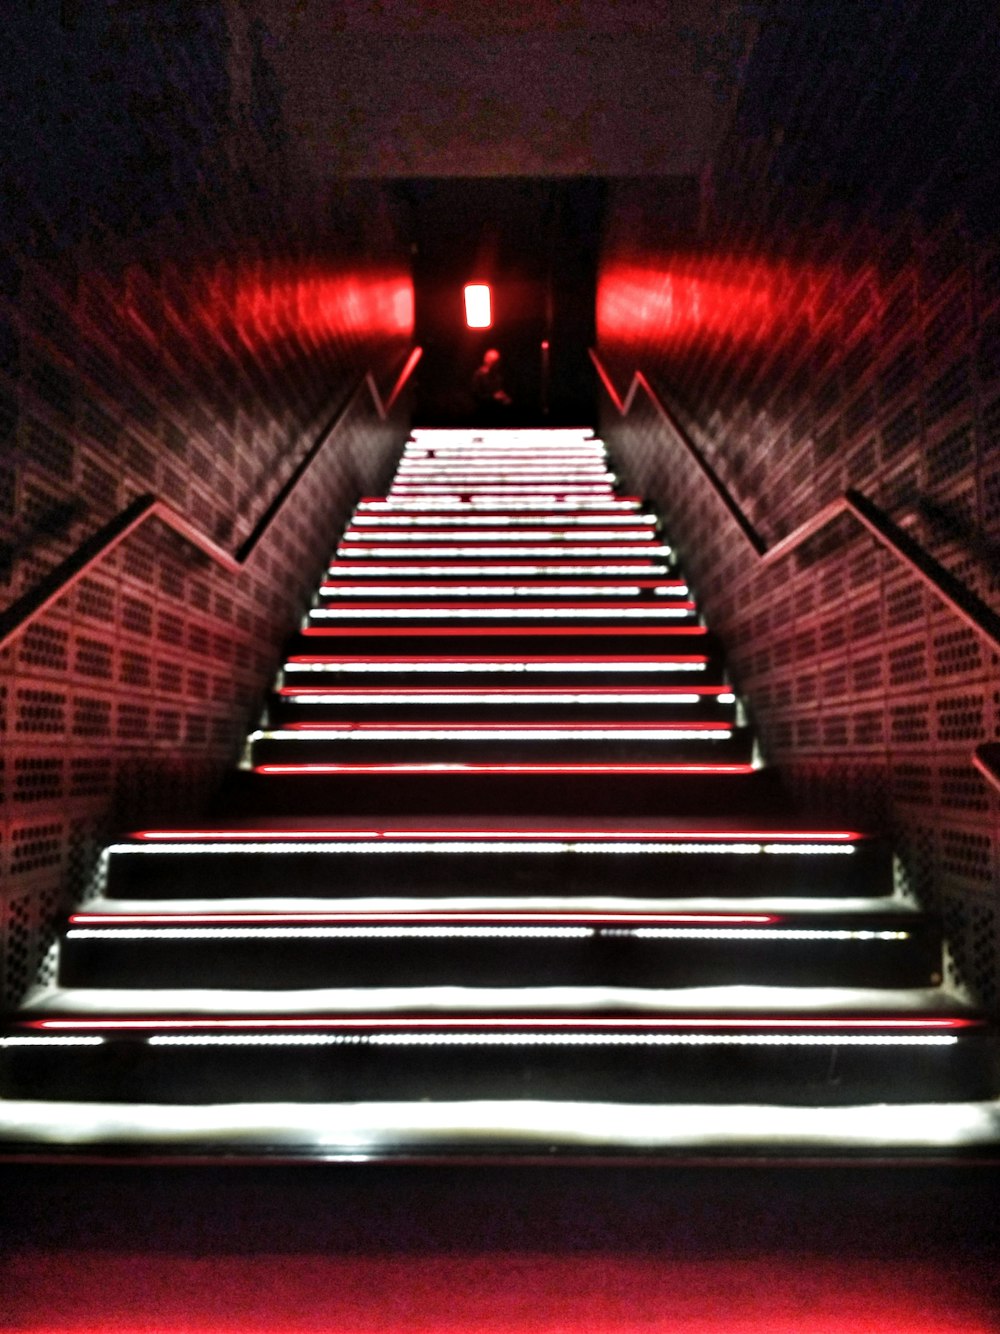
{"left": 252, "top": 763, "right": 756, "bottom": 776}
{"left": 276, "top": 689, "right": 735, "bottom": 704}
{"left": 348, "top": 516, "right": 656, "bottom": 527}
{"left": 64, "top": 926, "right": 910, "bottom": 942}
{"left": 394, "top": 468, "right": 614, "bottom": 477}
{"left": 356, "top": 501, "right": 644, "bottom": 511}
{"left": 112, "top": 839, "right": 860, "bottom": 858}
{"left": 307, "top": 606, "right": 696, "bottom": 621}
{"left": 333, "top": 546, "right": 673, "bottom": 558}
{"left": 250, "top": 725, "right": 735, "bottom": 741}
{"left": 317, "top": 583, "right": 689, "bottom": 597}
{"left": 13, "top": 1014, "right": 977, "bottom": 1033}
{"left": 282, "top": 659, "right": 709, "bottom": 674}
{"left": 2, "top": 1098, "right": 1000, "bottom": 1156}
{"left": 341, "top": 525, "right": 661, "bottom": 536}
{"left": 322, "top": 565, "right": 674, "bottom": 576}
{"left": 124, "top": 827, "right": 863, "bottom": 845}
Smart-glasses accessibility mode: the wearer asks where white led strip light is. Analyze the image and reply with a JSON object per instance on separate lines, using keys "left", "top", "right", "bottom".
{"left": 283, "top": 661, "right": 707, "bottom": 675}
{"left": 253, "top": 726, "right": 733, "bottom": 741}
{"left": 348, "top": 516, "right": 654, "bottom": 527}
{"left": 145, "top": 1033, "right": 958, "bottom": 1048}
{"left": 318, "top": 585, "right": 687, "bottom": 598}
{"left": 279, "top": 691, "right": 732, "bottom": 705}
{"left": 67, "top": 925, "right": 595, "bottom": 940}
{"left": 356, "top": 501, "right": 642, "bottom": 511}
{"left": 342, "top": 530, "right": 659, "bottom": 542}
{"left": 0, "top": 1036, "right": 106, "bottom": 1047}
{"left": 66, "top": 926, "right": 907, "bottom": 942}
{"left": 308, "top": 607, "right": 694, "bottom": 621}
{"left": 111, "top": 840, "right": 856, "bottom": 856}
{"left": 323, "top": 566, "right": 673, "bottom": 576}
{"left": 334, "top": 547, "right": 671, "bottom": 558}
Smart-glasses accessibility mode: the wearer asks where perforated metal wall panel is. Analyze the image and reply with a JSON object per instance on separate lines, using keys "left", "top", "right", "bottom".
{"left": 0, "top": 8, "right": 413, "bottom": 1003}
{"left": 597, "top": 3, "right": 1000, "bottom": 1006}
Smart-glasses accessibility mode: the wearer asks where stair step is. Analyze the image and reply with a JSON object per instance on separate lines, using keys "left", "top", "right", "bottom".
{"left": 307, "top": 601, "right": 699, "bottom": 627}
{"left": 288, "top": 625, "right": 713, "bottom": 659}
{"left": 248, "top": 721, "right": 753, "bottom": 768}
{"left": 281, "top": 652, "right": 721, "bottom": 689}
{"left": 4, "top": 1095, "right": 1000, "bottom": 1162}
{"left": 269, "top": 684, "right": 738, "bottom": 725}
{"left": 57, "top": 906, "right": 940, "bottom": 991}
{"left": 317, "top": 578, "right": 687, "bottom": 599}
{"left": 3, "top": 1012, "right": 992, "bottom": 1105}
{"left": 102, "top": 826, "right": 887, "bottom": 900}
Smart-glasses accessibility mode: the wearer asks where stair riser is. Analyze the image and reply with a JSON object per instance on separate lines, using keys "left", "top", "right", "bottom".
{"left": 216, "top": 772, "right": 797, "bottom": 817}
{"left": 268, "top": 699, "right": 738, "bottom": 726}
{"left": 288, "top": 631, "right": 713, "bottom": 657}
{"left": 5, "top": 1038, "right": 994, "bottom": 1105}
{"left": 248, "top": 734, "right": 753, "bottom": 767}
{"left": 104, "top": 844, "right": 888, "bottom": 901}
{"left": 280, "top": 666, "right": 724, "bottom": 690}
{"left": 58, "top": 931, "right": 941, "bottom": 991}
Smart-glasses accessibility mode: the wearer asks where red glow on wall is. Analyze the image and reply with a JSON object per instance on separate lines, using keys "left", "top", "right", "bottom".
{"left": 464, "top": 283, "right": 492, "bottom": 328}
{"left": 597, "top": 257, "right": 881, "bottom": 352}
{"left": 103, "top": 262, "right": 416, "bottom": 363}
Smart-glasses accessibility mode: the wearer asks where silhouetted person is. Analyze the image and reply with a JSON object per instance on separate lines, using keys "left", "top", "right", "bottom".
{"left": 472, "top": 348, "right": 512, "bottom": 424}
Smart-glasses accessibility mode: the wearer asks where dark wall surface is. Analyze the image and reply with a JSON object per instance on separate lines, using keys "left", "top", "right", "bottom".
{"left": 0, "top": 4, "right": 413, "bottom": 1003}
{"left": 597, "top": 3, "right": 1000, "bottom": 1006}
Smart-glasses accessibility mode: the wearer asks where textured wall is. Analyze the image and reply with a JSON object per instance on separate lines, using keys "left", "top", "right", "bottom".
{"left": 0, "top": 5, "right": 413, "bottom": 1003}
{"left": 597, "top": 4, "right": 1000, "bottom": 1006}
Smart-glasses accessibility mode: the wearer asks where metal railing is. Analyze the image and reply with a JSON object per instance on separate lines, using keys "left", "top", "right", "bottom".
{"left": 591, "top": 349, "right": 1000, "bottom": 792}
{"left": 0, "top": 348, "right": 421, "bottom": 655}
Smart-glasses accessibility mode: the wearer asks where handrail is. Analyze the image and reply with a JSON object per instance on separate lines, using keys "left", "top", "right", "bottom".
{"left": 0, "top": 347, "right": 421, "bottom": 655}
{"left": 591, "top": 350, "right": 1000, "bottom": 652}
{"left": 592, "top": 349, "right": 1000, "bottom": 793}
{"left": 973, "top": 744, "right": 1000, "bottom": 793}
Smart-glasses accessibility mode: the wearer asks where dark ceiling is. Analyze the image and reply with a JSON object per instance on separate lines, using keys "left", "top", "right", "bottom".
{"left": 251, "top": 0, "right": 758, "bottom": 179}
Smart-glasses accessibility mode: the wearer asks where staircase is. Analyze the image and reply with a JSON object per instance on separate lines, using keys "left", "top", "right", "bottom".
{"left": 2, "top": 427, "right": 998, "bottom": 1161}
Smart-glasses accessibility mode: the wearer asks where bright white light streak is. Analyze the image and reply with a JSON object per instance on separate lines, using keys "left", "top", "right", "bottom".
{"left": 283, "top": 660, "right": 707, "bottom": 674}
{"left": 254, "top": 725, "right": 730, "bottom": 747}
{"left": 611, "top": 928, "right": 911, "bottom": 941}
{"left": 254, "top": 726, "right": 732, "bottom": 742}
{"left": 68, "top": 925, "right": 596, "bottom": 940}
{"left": 67, "top": 926, "right": 907, "bottom": 942}
{"left": 348, "top": 516, "right": 655, "bottom": 527}
{"left": 333, "top": 546, "right": 672, "bottom": 558}
{"left": 146, "top": 1033, "right": 957, "bottom": 1048}
{"left": 342, "top": 530, "right": 659, "bottom": 542}
{"left": 319, "top": 584, "right": 685, "bottom": 597}
{"left": 279, "top": 691, "right": 713, "bottom": 705}
{"left": 307, "top": 607, "right": 693, "bottom": 621}
{"left": 356, "top": 500, "right": 643, "bottom": 511}
{"left": 110, "top": 839, "right": 856, "bottom": 857}
{"left": 324, "top": 565, "right": 673, "bottom": 576}
{"left": 0, "top": 1036, "right": 106, "bottom": 1047}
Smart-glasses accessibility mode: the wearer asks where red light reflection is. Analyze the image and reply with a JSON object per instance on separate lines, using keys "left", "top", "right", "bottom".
{"left": 598, "top": 258, "right": 880, "bottom": 354}
{"left": 107, "top": 261, "right": 414, "bottom": 359}
{"left": 1, "top": 1253, "right": 993, "bottom": 1333}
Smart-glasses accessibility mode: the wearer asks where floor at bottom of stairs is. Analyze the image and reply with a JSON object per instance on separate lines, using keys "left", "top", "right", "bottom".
{"left": 1, "top": 1162, "right": 998, "bottom": 1332}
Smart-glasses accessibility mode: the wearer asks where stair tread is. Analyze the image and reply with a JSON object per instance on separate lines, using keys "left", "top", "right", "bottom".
{"left": 4, "top": 1097, "right": 1000, "bottom": 1160}
{"left": 19, "top": 982, "right": 977, "bottom": 1018}
{"left": 78, "top": 894, "right": 920, "bottom": 916}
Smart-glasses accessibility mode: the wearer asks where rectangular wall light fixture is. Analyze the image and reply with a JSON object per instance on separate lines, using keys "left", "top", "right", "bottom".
{"left": 464, "top": 283, "right": 492, "bottom": 328}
